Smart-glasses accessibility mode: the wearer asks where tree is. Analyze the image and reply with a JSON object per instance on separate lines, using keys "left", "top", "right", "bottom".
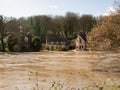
{"left": 5, "top": 17, "right": 20, "bottom": 34}
{"left": 0, "top": 15, "right": 5, "bottom": 51}
{"left": 18, "top": 17, "right": 32, "bottom": 33}
{"left": 64, "top": 12, "right": 79, "bottom": 38}
{"left": 87, "top": 10, "right": 120, "bottom": 51}
{"left": 79, "top": 14, "right": 96, "bottom": 34}
{"left": 53, "top": 16, "right": 65, "bottom": 36}
{"left": 29, "top": 16, "right": 49, "bottom": 42}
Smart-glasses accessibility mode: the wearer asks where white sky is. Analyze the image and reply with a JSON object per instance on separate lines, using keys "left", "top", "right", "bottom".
{"left": 0, "top": 0, "right": 114, "bottom": 18}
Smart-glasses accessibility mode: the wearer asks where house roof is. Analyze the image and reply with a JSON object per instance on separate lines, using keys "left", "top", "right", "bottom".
{"left": 79, "top": 33, "right": 87, "bottom": 42}
{"left": 46, "top": 34, "right": 66, "bottom": 42}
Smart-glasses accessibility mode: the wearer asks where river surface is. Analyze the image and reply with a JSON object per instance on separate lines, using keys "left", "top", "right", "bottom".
{"left": 0, "top": 51, "right": 120, "bottom": 90}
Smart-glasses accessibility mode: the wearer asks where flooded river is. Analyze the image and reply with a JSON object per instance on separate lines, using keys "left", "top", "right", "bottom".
{"left": 0, "top": 51, "right": 120, "bottom": 90}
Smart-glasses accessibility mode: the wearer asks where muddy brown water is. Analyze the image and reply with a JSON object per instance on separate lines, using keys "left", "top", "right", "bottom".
{"left": 0, "top": 51, "right": 120, "bottom": 90}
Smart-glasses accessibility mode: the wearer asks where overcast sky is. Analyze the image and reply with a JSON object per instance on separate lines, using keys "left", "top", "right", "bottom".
{"left": 0, "top": 0, "right": 114, "bottom": 18}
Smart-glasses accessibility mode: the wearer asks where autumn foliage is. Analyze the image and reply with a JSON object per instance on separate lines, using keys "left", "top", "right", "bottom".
{"left": 87, "top": 9, "right": 120, "bottom": 51}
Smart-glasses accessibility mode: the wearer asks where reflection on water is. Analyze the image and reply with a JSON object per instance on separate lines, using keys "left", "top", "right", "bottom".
{"left": 0, "top": 51, "right": 120, "bottom": 90}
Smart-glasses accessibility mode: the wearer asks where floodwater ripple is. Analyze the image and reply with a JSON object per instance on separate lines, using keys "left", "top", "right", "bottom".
{"left": 0, "top": 51, "right": 120, "bottom": 90}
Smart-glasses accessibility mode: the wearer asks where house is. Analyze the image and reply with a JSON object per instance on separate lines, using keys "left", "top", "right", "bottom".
{"left": 45, "top": 34, "right": 66, "bottom": 51}
{"left": 75, "top": 32, "right": 87, "bottom": 51}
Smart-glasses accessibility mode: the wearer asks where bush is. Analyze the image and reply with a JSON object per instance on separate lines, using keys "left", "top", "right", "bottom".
{"left": 32, "top": 36, "right": 41, "bottom": 52}
{"left": 57, "top": 45, "right": 68, "bottom": 51}
{"left": 7, "top": 34, "right": 17, "bottom": 52}
{"left": 67, "top": 45, "right": 75, "bottom": 50}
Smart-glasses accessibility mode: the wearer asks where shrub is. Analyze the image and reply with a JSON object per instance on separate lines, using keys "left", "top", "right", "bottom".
{"left": 57, "top": 45, "right": 68, "bottom": 51}
{"left": 7, "top": 34, "right": 17, "bottom": 51}
{"left": 32, "top": 36, "right": 41, "bottom": 52}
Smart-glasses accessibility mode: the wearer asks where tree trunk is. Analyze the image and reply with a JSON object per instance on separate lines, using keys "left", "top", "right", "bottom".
{"left": 0, "top": 15, "right": 4, "bottom": 52}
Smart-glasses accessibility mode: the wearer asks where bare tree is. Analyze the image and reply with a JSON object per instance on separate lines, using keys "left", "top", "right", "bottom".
{"left": 0, "top": 15, "right": 5, "bottom": 51}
